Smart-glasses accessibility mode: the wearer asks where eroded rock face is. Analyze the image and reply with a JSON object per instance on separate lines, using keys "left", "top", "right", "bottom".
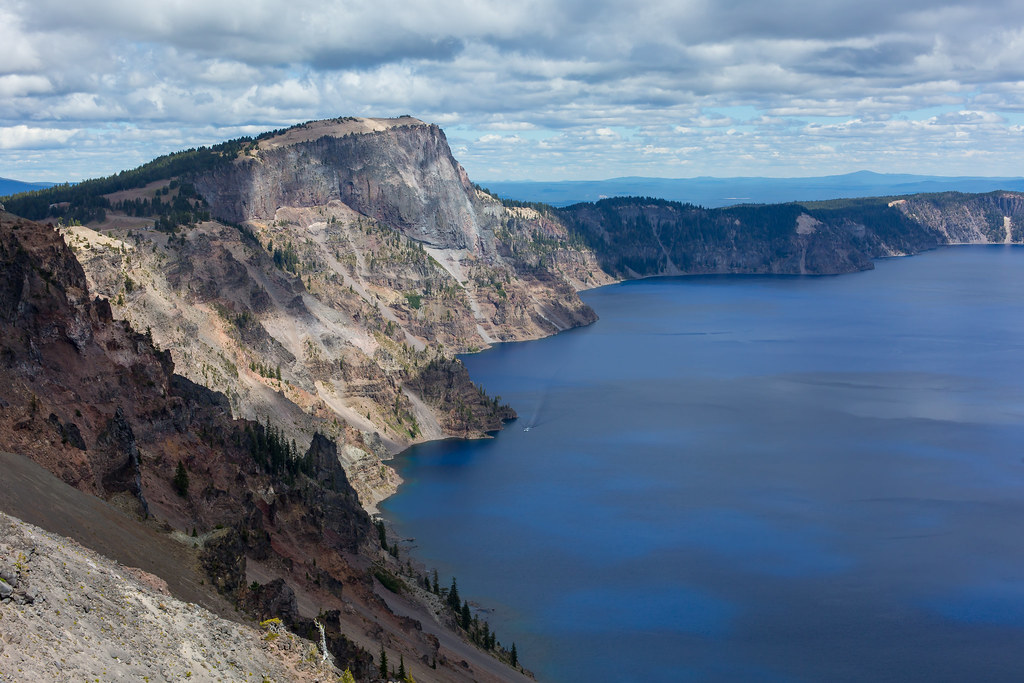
{"left": 892, "top": 191, "right": 1024, "bottom": 244}
{"left": 96, "top": 406, "right": 149, "bottom": 517}
{"left": 196, "top": 121, "right": 484, "bottom": 250}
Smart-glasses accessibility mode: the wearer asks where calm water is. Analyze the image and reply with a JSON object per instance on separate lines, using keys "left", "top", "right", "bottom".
{"left": 381, "top": 246, "right": 1024, "bottom": 682}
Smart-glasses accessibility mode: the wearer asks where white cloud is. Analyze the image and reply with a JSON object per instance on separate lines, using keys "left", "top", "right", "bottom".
{"left": 2, "top": 0, "right": 1024, "bottom": 180}
{"left": 0, "top": 75, "right": 52, "bottom": 98}
{"left": 0, "top": 125, "right": 78, "bottom": 149}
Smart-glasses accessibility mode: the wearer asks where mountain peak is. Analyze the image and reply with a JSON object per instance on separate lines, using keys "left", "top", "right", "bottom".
{"left": 257, "top": 115, "right": 426, "bottom": 150}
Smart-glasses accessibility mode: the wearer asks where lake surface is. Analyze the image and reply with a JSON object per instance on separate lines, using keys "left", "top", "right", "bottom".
{"left": 381, "top": 246, "right": 1024, "bottom": 682}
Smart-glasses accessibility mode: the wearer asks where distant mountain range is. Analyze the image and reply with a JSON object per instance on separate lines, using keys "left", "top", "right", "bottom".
{"left": 479, "top": 171, "right": 1024, "bottom": 208}
{"left": 0, "top": 176, "right": 56, "bottom": 197}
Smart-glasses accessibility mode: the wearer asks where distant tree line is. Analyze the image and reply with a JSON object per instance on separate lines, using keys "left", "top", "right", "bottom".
{"left": 0, "top": 137, "right": 250, "bottom": 223}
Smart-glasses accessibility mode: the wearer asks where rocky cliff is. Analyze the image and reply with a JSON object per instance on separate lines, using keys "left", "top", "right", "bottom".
{"left": 0, "top": 210, "right": 531, "bottom": 682}
{"left": 890, "top": 191, "right": 1024, "bottom": 244}
{"left": 558, "top": 197, "right": 929, "bottom": 278}
{"left": 56, "top": 117, "right": 593, "bottom": 509}
{"left": 555, "top": 191, "right": 1022, "bottom": 280}
{"left": 197, "top": 118, "right": 485, "bottom": 250}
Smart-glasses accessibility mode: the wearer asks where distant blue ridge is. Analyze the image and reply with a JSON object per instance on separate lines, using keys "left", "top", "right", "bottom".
{"left": 0, "top": 177, "right": 58, "bottom": 198}
{"left": 479, "top": 171, "right": 1024, "bottom": 208}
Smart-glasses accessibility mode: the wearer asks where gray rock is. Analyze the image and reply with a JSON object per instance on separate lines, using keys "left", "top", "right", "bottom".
{"left": 0, "top": 579, "right": 12, "bottom": 598}
{"left": 0, "top": 567, "right": 16, "bottom": 586}
{"left": 108, "top": 647, "right": 131, "bottom": 662}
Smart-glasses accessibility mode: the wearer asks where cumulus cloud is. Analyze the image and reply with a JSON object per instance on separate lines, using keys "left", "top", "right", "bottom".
{"left": 0, "top": 125, "right": 78, "bottom": 149}
{"left": 2, "top": 0, "right": 1024, "bottom": 180}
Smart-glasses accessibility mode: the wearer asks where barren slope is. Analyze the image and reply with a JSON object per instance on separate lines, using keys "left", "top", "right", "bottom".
{"left": 0, "top": 507, "right": 342, "bottom": 683}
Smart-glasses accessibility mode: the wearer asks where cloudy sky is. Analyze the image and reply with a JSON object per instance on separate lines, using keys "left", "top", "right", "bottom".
{"left": 2, "top": 0, "right": 1024, "bottom": 182}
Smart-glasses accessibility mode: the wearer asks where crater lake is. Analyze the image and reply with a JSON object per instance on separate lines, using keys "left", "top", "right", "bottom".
{"left": 381, "top": 245, "right": 1024, "bottom": 682}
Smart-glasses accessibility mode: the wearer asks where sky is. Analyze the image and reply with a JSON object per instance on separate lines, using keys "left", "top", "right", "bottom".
{"left": 2, "top": 0, "right": 1024, "bottom": 182}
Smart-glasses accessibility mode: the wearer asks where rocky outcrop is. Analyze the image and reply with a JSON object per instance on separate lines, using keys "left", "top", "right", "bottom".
{"left": 200, "top": 527, "right": 248, "bottom": 597}
{"left": 95, "top": 406, "right": 150, "bottom": 517}
{"left": 407, "top": 357, "right": 516, "bottom": 435}
{"left": 198, "top": 119, "right": 486, "bottom": 251}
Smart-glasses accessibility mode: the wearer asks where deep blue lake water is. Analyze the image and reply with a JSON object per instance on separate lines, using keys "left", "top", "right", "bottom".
{"left": 381, "top": 246, "right": 1024, "bottom": 682}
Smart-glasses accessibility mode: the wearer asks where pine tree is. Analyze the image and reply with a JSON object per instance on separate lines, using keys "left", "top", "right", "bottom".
{"left": 341, "top": 669, "right": 356, "bottom": 683}
{"left": 448, "top": 577, "right": 460, "bottom": 610}
{"left": 398, "top": 655, "right": 406, "bottom": 680}
{"left": 173, "top": 461, "right": 189, "bottom": 497}
{"left": 461, "top": 600, "right": 472, "bottom": 630}
{"left": 431, "top": 569, "right": 440, "bottom": 595}
{"left": 379, "top": 646, "right": 388, "bottom": 680}
{"left": 510, "top": 642, "right": 518, "bottom": 668}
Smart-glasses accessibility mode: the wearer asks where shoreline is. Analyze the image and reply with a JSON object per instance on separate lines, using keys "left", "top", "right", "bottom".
{"left": 373, "top": 241, "right": 954, "bottom": 510}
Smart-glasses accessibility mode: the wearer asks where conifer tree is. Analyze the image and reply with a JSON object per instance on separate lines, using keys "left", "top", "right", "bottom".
{"left": 173, "top": 461, "right": 189, "bottom": 497}
{"left": 511, "top": 642, "right": 518, "bottom": 668}
{"left": 447, "top": 577, "right": 460, "bottom": 610}
{"left": 379, "top": 646, "right": 388, "bottom": 680}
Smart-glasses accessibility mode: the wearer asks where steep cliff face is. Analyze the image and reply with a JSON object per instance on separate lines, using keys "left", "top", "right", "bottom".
{"left": 0, "top": 209, "right": 372, "bottom": 565}
{"left": 0, "top": 211, "right": 528, "bottom": 682}
{"left": 0, "top": 210, "right": 174, "bottom": 502}
{"left": 891, "top": 191, "right": 1024, "bottom": 244}
{"left": 559, "top": 199, "right": 882, "bottom": 277}
{"left": 193, "top": 116, "right": 595, "bottom": 342}
{"left": 556, "top": 190, "right": 1023, "bottom": 280}
{"left": 197, "top": 118, "right": 487, "bottom": 251}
